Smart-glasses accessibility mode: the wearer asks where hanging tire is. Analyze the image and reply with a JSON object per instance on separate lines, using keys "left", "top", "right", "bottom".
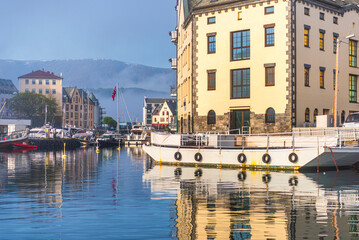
{"left": 194, "top": 152, "right": 202, "bottom": 162}
{"left": 174, "top": 152, "right": 182, "bottom": 161}
{"left": 238, "top": 171, "right": 247, "bottom": 181}
{"left": 237, "top": 153, "right": 247, "bottom": 163}
{"left": 262, "top": 153, "right": 271, "bottom": 164}
{"left": 289, "top": 176, "right": 298, "bottom": 186}
{"left": 194, "top": 168, "right": 202, "bottom": 177}
{"left": 262, "top": 174, "right": 271, "bottom": 183}
{"left": 288, "top": 152, "right": 298, "bottom": 163}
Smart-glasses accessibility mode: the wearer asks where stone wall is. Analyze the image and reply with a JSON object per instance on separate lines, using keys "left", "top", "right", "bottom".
{"left": 193, "top": 113, "right": 230, "bottom": 132}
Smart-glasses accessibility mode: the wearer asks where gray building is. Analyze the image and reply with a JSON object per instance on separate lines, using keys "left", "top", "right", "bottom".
{"left": 0, "top": 79, "right": 18, "bottom": 119}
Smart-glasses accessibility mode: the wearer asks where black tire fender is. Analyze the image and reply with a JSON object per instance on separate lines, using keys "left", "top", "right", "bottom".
{"left": 262, "top": 153, "right": 271, "bottom": 164}
{"left": 289, "top": 152, "right": 298, "bottom": 163}
{"left": 194, "top": 152, "right": 202, "bottom": 162}
{"left": 174, "top": 151, "right": 182, "bottom": 161}
{"left": 237, "top": 153, "right": 247, "bottom": 163}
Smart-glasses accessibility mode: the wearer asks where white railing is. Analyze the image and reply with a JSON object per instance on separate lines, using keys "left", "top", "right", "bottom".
{"left": 151, "top": 128, "right": 359, "bottom": 150}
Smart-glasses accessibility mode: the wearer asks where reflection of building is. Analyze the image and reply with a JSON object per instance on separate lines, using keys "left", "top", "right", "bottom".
{"left": 173, "top": 0, "right": 359, "bottom": 133}
{"left": 143, "top": 97, "right": 176, "bottom": 127}
{"left": 18, "top": 70, "right": 63, "bottom": 113}
{"left": 143, "top": 166, "right": 359, "bottom": 239}
{"left": 62, "top": 87, "right": 99, "bottom": 129}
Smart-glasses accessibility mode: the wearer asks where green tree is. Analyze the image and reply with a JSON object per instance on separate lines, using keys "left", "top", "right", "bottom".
{"left": 8, "top": 92, "right": 57, "bottom": 120}
{"left": 102, "top": 116, "right": 117, "bottom": 129}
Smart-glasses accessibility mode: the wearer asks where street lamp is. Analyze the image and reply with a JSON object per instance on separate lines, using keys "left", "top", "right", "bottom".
{"left": 334, "top": 34, "right": 355, "bottom": 127}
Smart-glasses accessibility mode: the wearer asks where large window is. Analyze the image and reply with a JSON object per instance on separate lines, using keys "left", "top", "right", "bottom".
{"left": 265, "top": 108, "right": 275, "bottom": 123}
{"left": 207, "top": 110, "right": 216, "bottom": 124}
{"left": 333, "top": 33, "right": 338, "bottom": 54}
{"left": 304, "top": 26, "right": 310, "bottom": 47}
{"left": 349, "top": 40, "right": 357, "bottom": 67}
{"left": 265, "top": 65, "right": 275, "bottom": 86}
{"left": 231, "top": 30, "right": 250, "bottom": 60}
{"left": 305, "top": 108, "right": 310, "bottom": 122}
{"left": 207, "top": 70, "right": 216, "bottom": 90}
{"left": 304, "top": 65, "right": 310, "bottom": 87}
{"left": 265, "top": 26, "right": 275, "bottom": 47}
{"left": 207, "top": 33, "right": 216, "bottom": 54}
{"left": 320, "top": 67, "right": 325, "bottom": 89}
{"left": 350, "top": 74, "right": 357, "bottom": 103}
{"left": 319, "top": 30, "right": 325, "bottom": 51}
{"left": 231, "top": 68, "right": 250, "bottom": 98}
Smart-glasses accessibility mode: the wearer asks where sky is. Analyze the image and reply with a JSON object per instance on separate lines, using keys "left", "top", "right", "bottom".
{"left": 0, "top": 0, "right": 177, "bottom": 68}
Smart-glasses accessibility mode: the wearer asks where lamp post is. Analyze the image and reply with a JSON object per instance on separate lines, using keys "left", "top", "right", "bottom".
{"left": 334, "top": 34, "right": 355, "bottom": 127}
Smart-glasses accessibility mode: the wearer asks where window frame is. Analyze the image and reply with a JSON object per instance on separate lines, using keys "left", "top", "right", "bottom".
{"left": 320, "top": 68, "right": 325, "bottom": 89}
{"left": 304, "top": 7, "right": 310, "bottom": 16}
{"left": 264, "top": 24, "right": 275, "bottom": 47}
{"left": 265, "top": 108, "right": 275, "bottom": 123}
{"left": 349, "top": 74, "right": 357, "bottom": 103}
{"left": 265, "top": 65, "right": 275, "bottom": 86}
{"left": 304, "top": 65, "right": 311, "bottom": 87}
{"left": 231, "top": 29, "right": 250, "bottom": 61}
{"left": 319, "top": 31, "right": 325, "bottom": 51}
{"left": 207, "top": 33, "right": 216, "bottom": 54}
{"left": 333, "top": 16, "right": 338, "bottom": 24}
{"left": 207, "top": 110, "right": 216, "bottom": 124}
{"left": 304, "top": 26, "right": 310, "bottom": 47}
{"left": 305, "top": 108, "right": 310, "bottom": 122}
{"left": 207, "top": 17, "right": 216, "bottom": 24}
{"left": 231, "top": 68, "right": 250, "bottom": 99}
{"left": 319, "top": 12, "right": 325, "bottom": 20}
{"left": 264, "top": 6, "right": 274, "bottom": 15}
{"left": 207, "top": 70, "right": 216, "bottom": 91}
{"left": 349, "top": 39, "right": 357, "bottom": 67}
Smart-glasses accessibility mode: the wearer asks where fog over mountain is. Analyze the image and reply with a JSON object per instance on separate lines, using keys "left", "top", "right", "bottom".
{"left": 0, "top": 59, "right": 176, "bottom": 120}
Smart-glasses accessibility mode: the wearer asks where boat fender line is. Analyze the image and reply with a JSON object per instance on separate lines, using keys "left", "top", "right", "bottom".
{"left": 288, "top": 152, "right": 298, "bottom": 163}
{"left": 194, "top": 152, "right": 202, "bottom": 162}
{"left": 237, "top": 153, "right": 247, "bottom": 163}
{"left": 174, "top": 152, "right": 182, "bottom": 161}
{"left": 194, "top": 168, "right": 203, "bottom": 177}
{"left": 289, "top": 176, "right": 298, "bottom": 186}
{"left": 262, "top": 174, "right": 271, "bottom": 183}
{"left": 174, "top": 168, "right": 182, "bottom": 176}
{"left": 262, "top": 153, "right": 271, "bottom": 164}
{"left": 238, "top": 171, "right": 246, "bottom": 181}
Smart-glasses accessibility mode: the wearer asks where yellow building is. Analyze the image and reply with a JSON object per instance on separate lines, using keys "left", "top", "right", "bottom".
{"left": 151, "top": 99, "right": 177, "bottom": 129}
{"left": 18, "top": 69, "right": 63, "bottom": 113}
{"left": 174, "top": 0, "right": 359, "bottom": 133}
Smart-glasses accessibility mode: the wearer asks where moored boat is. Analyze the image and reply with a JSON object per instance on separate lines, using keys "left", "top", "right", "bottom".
{"left": 143, "top": 129, "right": 359, "bottom": 171}
{"left": 0, "top": 131, "right": 31, "bottom": 150}
{"left": 97, "top": 132, "right": 124, "bottom": 148}
{"left": 125, "top": 124, "right": 150, "bottom": 146}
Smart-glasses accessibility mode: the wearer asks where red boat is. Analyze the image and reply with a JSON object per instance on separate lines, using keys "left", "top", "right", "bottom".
{"left": 0, "top": 136, "right": 37, "bottom": 150}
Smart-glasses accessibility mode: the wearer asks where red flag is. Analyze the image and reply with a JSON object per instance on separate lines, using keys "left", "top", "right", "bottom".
{"left": 112, "top": 86, "right": 117, "bottom": 101}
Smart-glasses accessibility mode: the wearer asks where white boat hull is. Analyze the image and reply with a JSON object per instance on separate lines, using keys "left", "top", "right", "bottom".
{"left": 143, "top": 145, "right": 359, "bottom": 171}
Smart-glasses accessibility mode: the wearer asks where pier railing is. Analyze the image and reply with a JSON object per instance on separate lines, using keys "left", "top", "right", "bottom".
{"left": 151, "top": 128, "right": 359, "bottom": 150}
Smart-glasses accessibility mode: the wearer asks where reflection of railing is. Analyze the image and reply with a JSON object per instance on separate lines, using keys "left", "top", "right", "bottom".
{"left": 151, "top": 129, "right": 359, "bottom": 150}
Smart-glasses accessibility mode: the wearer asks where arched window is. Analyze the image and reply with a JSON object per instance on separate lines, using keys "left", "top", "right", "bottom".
{"left": 314, "top": 109, "right": 318, "bottom": 122}
{"left": 341, "top": 111, "right": 346, "bottom": 124}
{"left": 305, "top": 108, "right": 310, "bottom": 122}
{"left": 207, "top": 110, "right": 216, "bottom": 124}
{"left": 265, "top": 108, "right": 275, "bottom": 123}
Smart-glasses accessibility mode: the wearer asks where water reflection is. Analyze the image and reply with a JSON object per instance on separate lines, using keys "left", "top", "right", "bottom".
{"left": 143, "top": 165, "right": 359, "bottom": 239}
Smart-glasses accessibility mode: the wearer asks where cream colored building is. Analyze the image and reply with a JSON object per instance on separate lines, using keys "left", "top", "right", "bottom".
{"left": 151, "top": 99, "right": 177, "bottom": 129}
{"left": 174, "top": 0, "right": 359, "bottom": 133}
{"left": 18, "top": 69, "right": 63, "bottom": 113}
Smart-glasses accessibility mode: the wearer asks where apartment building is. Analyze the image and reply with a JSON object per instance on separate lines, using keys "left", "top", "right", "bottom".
{"left": 18, "top": 70, "right": 63, "bottom": 113}
{"left": 62, "top": 87, "right": 96, "bottom": 129}
{"left": 173, "top": 0, "right": 359, "bottom": 133}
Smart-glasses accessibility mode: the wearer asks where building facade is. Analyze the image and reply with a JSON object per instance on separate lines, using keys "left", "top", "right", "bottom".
{"left": 174, "top": 0, "right": 359, "bottom": 133}
{"left": 151, "top": 99, "right": 177, "bottom": 129}
{"left": 62, "top": 87, "right": 96, "bottom": 129}
{"left": 18, "top": 70, "right": 63, "bottom": 113}
{"left": 143, "top": 97, "right": 176, "bottom": 126}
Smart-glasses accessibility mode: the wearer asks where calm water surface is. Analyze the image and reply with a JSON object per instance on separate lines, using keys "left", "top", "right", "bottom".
{"left": 0, "top": 147, "right": 359, "bottom": 239}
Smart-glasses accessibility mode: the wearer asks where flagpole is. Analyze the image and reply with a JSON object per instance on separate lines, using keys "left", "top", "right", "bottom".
{"left": 116, "top": 82, "right": 120, "bottom": 133}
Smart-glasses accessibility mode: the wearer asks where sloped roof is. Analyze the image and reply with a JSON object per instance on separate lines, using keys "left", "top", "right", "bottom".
{"left": 145, "top": 98, "right": 175, "bottom": 104}
{"left": 19, "top": 69, "right": 62, "bottom": 79}
{"left": 165, "top": 99, "right": 177, "bottom": 115}
{"left": 152, "top": 104, "right": 163, "bottom": 116}
{"left": 63, "top": 87, "right": 95, "bottom": 104}
{"left": 0, "top": 79, "right": 18, "bottom": 94}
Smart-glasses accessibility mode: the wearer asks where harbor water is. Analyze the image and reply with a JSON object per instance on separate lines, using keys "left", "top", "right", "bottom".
{"left": 0, "top": 147, "right": 359, "bottom": 239}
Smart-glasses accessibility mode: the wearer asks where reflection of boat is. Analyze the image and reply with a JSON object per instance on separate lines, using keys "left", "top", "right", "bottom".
{"left": 143, "top": 129, "right": 359, "bottom": 171}
{"left": 97, "top": 132, "right": 124, "bottom": 148}
{"left": 125, "top": 125, "right": 150, "bottom": 146}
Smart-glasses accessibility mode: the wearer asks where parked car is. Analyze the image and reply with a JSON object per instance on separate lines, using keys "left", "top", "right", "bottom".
{"left": 343, "top": 112, "right": 359, "bottom": 127}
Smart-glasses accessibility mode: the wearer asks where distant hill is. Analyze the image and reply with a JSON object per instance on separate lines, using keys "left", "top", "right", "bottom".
{"left": 0, "top": 59, "right": 176, "bottom": 120}
{"left": 0, "top": 59, "right": 176, "bottom": 92}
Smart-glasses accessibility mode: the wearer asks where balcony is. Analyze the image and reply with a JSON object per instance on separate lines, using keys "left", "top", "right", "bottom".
{"left": 169, "top": 30, "right": 178, "bottom": 44}
{"left": 169, "top": 58, "right": 177, "bottom": 70}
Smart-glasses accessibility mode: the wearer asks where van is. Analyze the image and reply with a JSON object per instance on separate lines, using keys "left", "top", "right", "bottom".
{"left": 343, "top": 112, "right": 359, "bottom": 127}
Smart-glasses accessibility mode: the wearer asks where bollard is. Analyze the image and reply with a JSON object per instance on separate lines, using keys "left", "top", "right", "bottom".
{"left": 117, "top": 139, "right": 121, "bottom": 151}
{"left": 62, "top": 142, "right": 67, "bottom": 158}
{"left": 96, "top": 141, "right": 100, "bottom": 153}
